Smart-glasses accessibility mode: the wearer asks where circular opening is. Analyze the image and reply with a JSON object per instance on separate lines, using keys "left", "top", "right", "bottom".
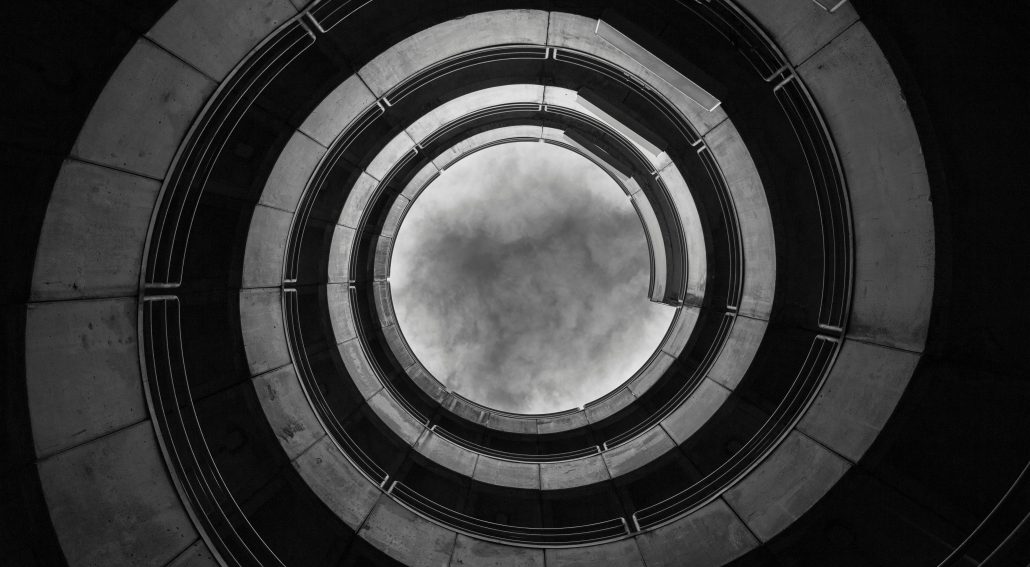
{"left": 390, "top": 141, "right": 675, "bottom": 414}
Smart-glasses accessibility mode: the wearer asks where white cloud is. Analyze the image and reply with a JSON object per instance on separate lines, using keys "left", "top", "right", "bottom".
{"left": 391, "top": 141, "right": 674, "bottom": 413}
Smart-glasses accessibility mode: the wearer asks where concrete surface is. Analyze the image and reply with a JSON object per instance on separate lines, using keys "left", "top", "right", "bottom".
{"left": 31, "top": 160, "right": 159, "bottom": 301}
{"left": 415, "top": 431, "right": 478, "bottom": 477}
{"left": 27, "top": 298, "right": 144, "bottom": 458}
{"left": 707, "top": 316, "right": 767, "bottom": 390}
{"left": 635, "top": 498, "right": 758, "bottom": 566}
{"left": 242, "top": 204, "right": 292, "bottom": 288}
{"left": 473, "top": 456, "right": 540, "bottom": 490}
{"left": 602, "top": 425, "right": 676, "bottom": 478}
{"left": 540, "top": 454, "right": 609, "bottom": 490}
{"left": 736, "top": 0, "right": 859, "bottom": 66}
{"left": 72, "top": 39, "right": 214, "bottom": 179}
{"left": 253, "top": 364, "right": 326, "bottom": 460}
{"left": 146, "top": 0, "right": 296, "bottom": 82}
{"left": 724, "top": 431, "right": 850, "bottom": 541}
{"left": 798, "top": 339, "right": 918, "bottom": 462}
{"left": 239, "top": 288, "right": 290, "bottom": 376}
{"left": 360, "top": 496, "right": 457, "bottom": 567}
{"left": 799, "top": 22, "right": 934, "bottom": 351}
{"left": 38, "top": 421, "right": 197, "bottom": 567}
{"left": 661, "top": 379, "right": 732, "bottom": 445}
{"left": 258, "top": 130, "right": 326, "bottom": 213}
{"left": 450, "top": 535, "right": 544, "bottom": 567}
{"left": 293, "top": 435, "right": 381, "bottom": 530}
{"left": 300, "top": 74, "right": 378, "bottom": 147}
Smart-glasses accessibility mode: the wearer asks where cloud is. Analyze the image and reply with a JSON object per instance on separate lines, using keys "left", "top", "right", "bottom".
{"left": 390, "top": 142, "right": 674, "bottom": 413}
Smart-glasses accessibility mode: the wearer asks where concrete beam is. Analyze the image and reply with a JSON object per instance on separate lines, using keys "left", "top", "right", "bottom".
{"left": 707, "top": 316, "right": 767, "bottom": 390}
{"left": 253, "top": 364, "right": 326, "bottom": 460}
{"left": 359, "top": 10, "right": 549, "bottom": 96}
{"left": 31, "top": 160, "right": 158, "bottom": 301}
{"left": 546, "top": 13, "right": 726, "bottom": 135}
{"left": 585, "top": 387, "right": 635, "bottom": 424}
{"left": 473, "top": 456, "right": 540, "bottom": 490}
{"left": 239, "top": 288, "right": 290, "bottom": 376}
{"left": 705, "top": 121, "right": 776, "bottom": 319}
{"left": 602, "top": 425, "right": 676, "bottom": 478}
{"left": 293, "top": 435, "right": 381, "bottom": 529}
{"left": 338, "top": 339, "right": 383, "bottom": 400}
{"left": 450, "top": 535, "right": 545, "bottom": 567}
{"left": 735, "top": 0, "right": 859, "bottom": 66}
{"left": 657, "top": 166, "right": 707, "bottom": 305}
{"left": 300, "top": 74, "right": 378, "bottom": 148}
{"left": 241, "top": 204, "right": 292, "bottom": 288}
{"left": 27, "top": 298, "right": 144, "bottom": 457}
{"left": 38, "top": 421, "right": 197, "bottom": 567}
{"left": 799, "top": 23, "right": 934, "bottom": 351}
{"left": 166, "top": 539, "right": 219, "bottom": 567}
{"left": 661, "top": 378, "right": 732, "bottom": 445}
{"left": 146, "top": 0, "right": 297, "bottom": 82}
{"left": 545, "top": 538, "right": 645, "bottom": 567}
{"left": 71, "top": 39, "right": 214, "bottom": 179}
{"left": 627, "top": 352, "right": 676, "bottom": 398}
{"left": 660, "top": 306, "right": 701, "bottom": 358}
{"left": 258, "top": 130, "right": 326, "bottom": 213}
{"left": 327, "top": 283, "right": 357, "bottom": 343}
{"left": 367, "top": 390, "right": 423, "bottom": 445}
{"left": 360, "top": 496, "right": 457, "bottom": 567}
{"left": 415, "top": 431, "right": 478, "bottom": 477}
{"left": 328, "top": 224, "right": 355, "bottom": 283}
{"left": 635, "top": 498, "right": 758, "bottom": 566}
{"left": 723, "top": 431, "right": 850, "bottom": 541}
{"left": 798, "top": 339, "right": 918, "bottom": 462}
{"left": 540, "top": 454, "right": 609, "bottom": 490}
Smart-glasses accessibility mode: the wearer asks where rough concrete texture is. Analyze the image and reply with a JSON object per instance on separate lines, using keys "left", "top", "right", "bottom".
{"left": 416, "top": 431, "right": 478, "bottom": 477}
{"left": 374, "top": 235, "right": 392, "bottom": 280}
{"left": 705, "top": 121, "right": 776, "bottom": 318}
{"left": 444, "top": 396, "right": 487, "bottom": 425}
{"left": 338, "top": 172, "right": 379, "bottom": 229}
{"left": 473, "top": 455, "right": 540, "bottom": 490}
{"left": 293, "top": 436, "right": 381, "bottom": 529}
{"left": 328, "top": 224, "right": 355, "bottom": 283}
{"left": 799, "top": 22, "right": 934, "bottom": 351}
{"left": 300, "top": 74, "right": 378, "bottom": 147}
{"left": 31, "top": 160, "right": 159, "bottom": 301}
{"left": 360, "top": 496, "right": 457, "bottom": 567}
{"left": 241, "top": 204, "right": 292, "bottom": 288}
{"left": 483, "top": 413, "right": 538, "bottom": 435}
{"left": 147, "top": 0, "right": 296, "bottom": 82}
{"left": 258, "top": 131, "right": 326, "bottom": 213}
{"left": 540, "top": 454, "right": 609, "bottom": 490}
{"left": 253, "top": 364, "right": 326, "bottom": 460}
{"left": 373, "top": 280, "right": 397, "bottom": 327}
{"left": 629, "top": 352, "right": 676, "bottom": 398}
{"left": 405, "top": 85, "right": 545, "bottom": 144}
{"left": 166, "top": 539, "right": 219, "bottom": 567}
{"left": 327, "top": 283, "right": 357, "bottom": 343}
{"left": 382, "top": 325, "right": 414, "bottom": 370}
{"left": 38, "top": 421, "right": 197, "bottom": 567}
{"left": 27, "top": 298, "right": 144, "bottom": 457}
{"left": 545, "top": 538, "right": 645, "bottom": 567}
{"left": 407, "top": 362, "right": 449, "bottom": 403}
{"left": 724, "top": 431, "right": 850, "bottom": 541}
{"left": 546, "top": 13, "right": 726, "bottom": 135}
{"left": 432, "top": 126, "right": 542, "bottom": 171}
{"left": 381, "top": 195, "right": 410, "bottom": 237}
{"left": 400, "top": 161, "right": 440, "bottom": 201}
{"left": 736, "top": 0, "right": 859, "bottom": 65}
{"left": 658, "top": 166, "right": 707, "bottom": 303}
{"left": 631, "top": 192, "right": 669, "bottom": 301}
{"left": 366, "top": 130, "right": 417, "bottom": 183}
{"left": 367, "top": 390, "right": 424, "bottom": 445}
{"left": 798, "top": 339, "right": 918, "bottom": 462}
{"left": 72, "top": 39, "right": 214, "bottom": 179}
{"left": 239, "top": 288, "right": 290, "bottom": 376}
{"left": 707, "top": 316, "right": 767, "bottom": 390}
{"left": 661, "top": 379, "right": 732, "bottom": 445}
{"left": 450, "top": 535, "right": 544, "bottom": 567}
{"left": 602, "top": 426, "right": 676, "bottom": 478}
{"left": 585, "top": 387, "right": 635, "bottom": 425}
{"left": 661, "top": 306, "right": 701, "bottom": 357}
{"left": 536, "top": 410, "right": 589, "bottom": 434}
{"left": 635, "top": 499, "right": 758, "bottom": 566}
{"left": 338, "top": 338, "right": 383, "bottom": 400}
{"left": 359, "top": 10, "right": 549, "bottom": 96}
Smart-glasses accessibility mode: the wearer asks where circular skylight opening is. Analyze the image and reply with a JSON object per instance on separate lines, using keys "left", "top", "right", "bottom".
{"left": 390, "top": 141, "right": 675, "bottom": 414}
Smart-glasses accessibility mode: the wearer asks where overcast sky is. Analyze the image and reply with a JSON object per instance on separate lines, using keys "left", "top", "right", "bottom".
{"left": 390, "top": 142, "right": 674, "bottom": 414}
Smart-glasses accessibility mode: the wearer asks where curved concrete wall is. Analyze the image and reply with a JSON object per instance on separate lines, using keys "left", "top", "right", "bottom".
{"left": 21, "top": 1, "right": 938, "bottom": 565}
